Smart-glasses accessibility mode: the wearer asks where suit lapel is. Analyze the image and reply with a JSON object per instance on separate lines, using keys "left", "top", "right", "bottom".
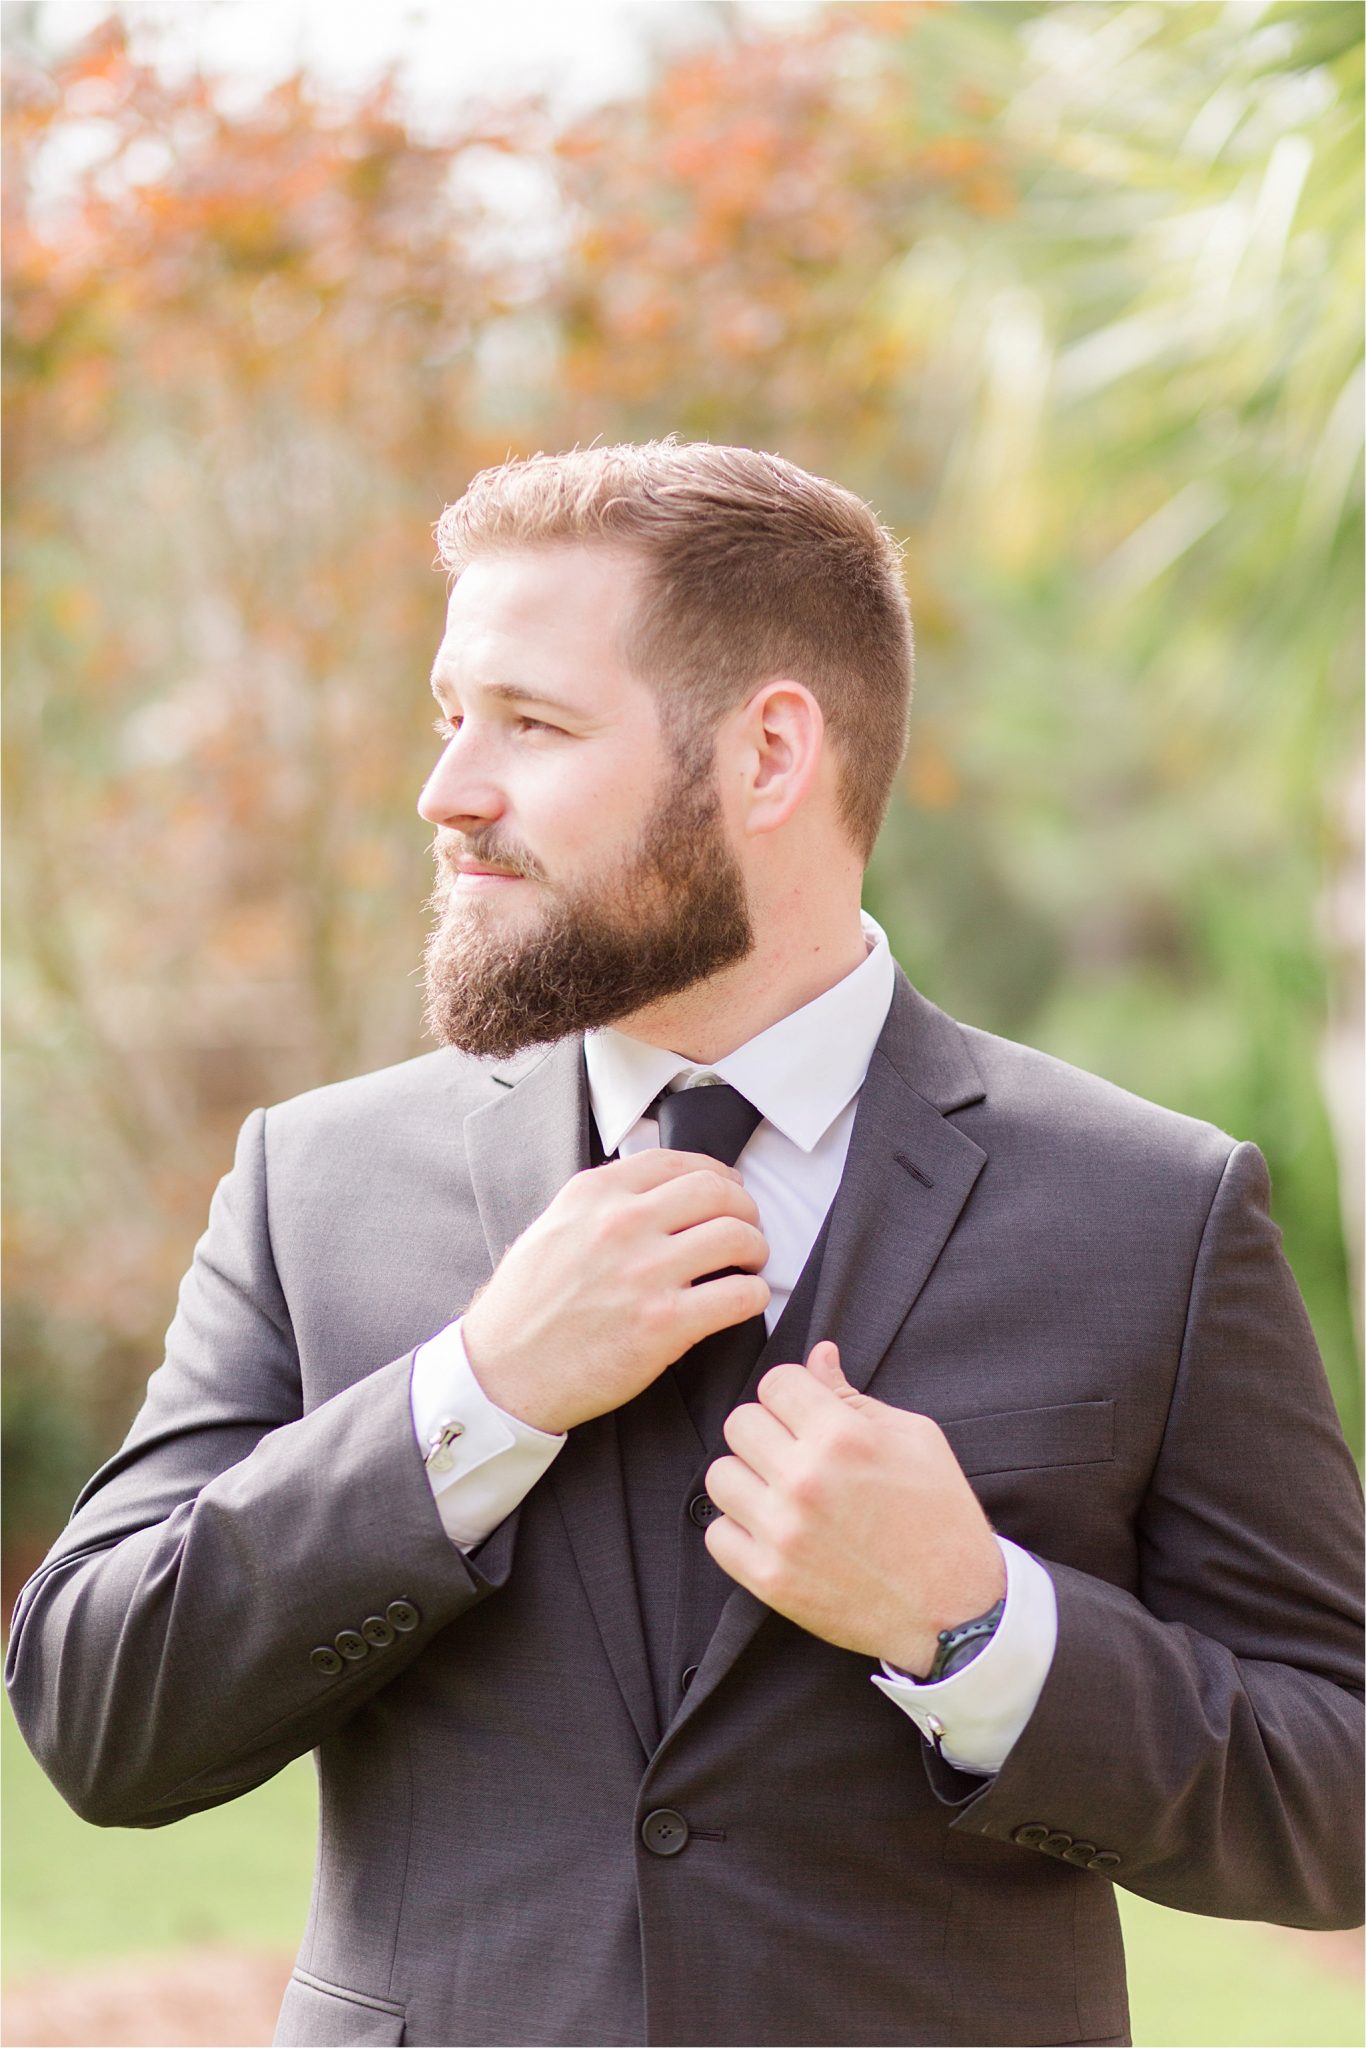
{"left": 464, "top": 1039, "right": 661, "bottom": 1761}
{"left": 671, "top": 970, "right": 990, "bottom": 1729}
{"left": 804, "top": 1021, "right": 987, "bottom": 1397}
{"left": 464, "top": 1038, "right": 590, "bottom": 1267}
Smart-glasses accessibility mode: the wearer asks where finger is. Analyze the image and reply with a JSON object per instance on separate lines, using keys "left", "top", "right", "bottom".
{"left": 641, "top": 1168, "right": 761, "bottom": 1235}
{"left": 604, "top": 1148, "right": 744, "bottom": 1194}
{"left": 663, "top": 1217, "right": 768, "bottom": 1287}
{"left": 703, "top": 1452, "right": 768, "bottom": 1535}
{"left": 722, "top": 1399, "right": 797, "bottom": 1476}
{"left": 703, "top": 1510, "right": 766, "bottom": 1594}
{"left": 757, "top": 1359, "right": 845, "bottom": 1434}
{"left": 673, "top": 1270, "right": 770, "bottom": 1350}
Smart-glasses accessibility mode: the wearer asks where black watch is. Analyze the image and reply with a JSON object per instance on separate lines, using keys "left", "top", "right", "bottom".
{"left": 927, "top": 1594, "right": 1006, "bottom": 1682}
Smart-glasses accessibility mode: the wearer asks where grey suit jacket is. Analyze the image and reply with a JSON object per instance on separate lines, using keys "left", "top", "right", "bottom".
{"left": 7, "top": 972, "right": 1364, "bottom": 2047}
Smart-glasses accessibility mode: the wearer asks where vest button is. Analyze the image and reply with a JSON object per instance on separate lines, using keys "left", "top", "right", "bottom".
{"left": 680, "top": 1665, "right": 699, "bottom": 1693}
{"left": 688, "top": 1494, "right": 720, "bottom": 1527}
{"left": 641, "top": 1808, "right": 690, "bottom": 1857}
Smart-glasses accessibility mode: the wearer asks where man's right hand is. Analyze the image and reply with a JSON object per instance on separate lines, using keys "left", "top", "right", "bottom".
{"left": 461, "top": 1151, "right": 770, "bottom": 1436}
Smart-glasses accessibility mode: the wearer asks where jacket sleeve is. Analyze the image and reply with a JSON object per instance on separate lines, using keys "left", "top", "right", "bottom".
{"left": 4, "top": 1107, "right": 518, "bottom": 1830}
{"left": 925, "top": 1140, "right": 1365, "bottom": 1930}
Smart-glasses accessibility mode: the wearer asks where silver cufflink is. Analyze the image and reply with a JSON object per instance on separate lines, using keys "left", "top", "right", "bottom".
{"left": 424, "top": 1417, "right": 466, "bottom": 1473}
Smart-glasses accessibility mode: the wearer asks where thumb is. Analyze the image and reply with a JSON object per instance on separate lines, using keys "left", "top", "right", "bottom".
{"left": 806, "top": 1340, "right": 886, "bottom": 1417}
{"left": 805, "top": 1340, "right": 853, "bottom": 1393}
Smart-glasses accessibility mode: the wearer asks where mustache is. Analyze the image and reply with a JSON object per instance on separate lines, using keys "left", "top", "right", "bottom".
{"left": 430, "top": 833, "right": 547, "bottom": 885}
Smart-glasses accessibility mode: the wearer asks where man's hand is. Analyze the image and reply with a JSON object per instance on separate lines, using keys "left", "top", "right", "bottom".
{"left": 704, "top": 1341, "right": 1005, "bottom": 1676}
{"left": 462, "top": 1151, "right": 770, "bottom": 1436}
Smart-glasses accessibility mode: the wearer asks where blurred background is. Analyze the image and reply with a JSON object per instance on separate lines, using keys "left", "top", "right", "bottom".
{"left": 2, "top": 2, "right": 1362, "bottom": 2043}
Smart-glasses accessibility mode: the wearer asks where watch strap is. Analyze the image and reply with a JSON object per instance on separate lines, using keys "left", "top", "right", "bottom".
{"left": 927, "top": 1593, "right": 1006, "bottom": 1682}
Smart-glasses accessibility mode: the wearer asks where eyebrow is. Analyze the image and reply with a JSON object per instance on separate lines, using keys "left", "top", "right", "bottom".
{"left": 428, "top": 673, "right": 585, "bottom": 723}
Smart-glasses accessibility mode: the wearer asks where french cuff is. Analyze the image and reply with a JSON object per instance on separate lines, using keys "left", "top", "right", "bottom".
{"left": 410, "top": 1319, "right": 567, "bottom": 1552}
{"left": 869, "top": 1537, "right": 1058, "bottom": 1775}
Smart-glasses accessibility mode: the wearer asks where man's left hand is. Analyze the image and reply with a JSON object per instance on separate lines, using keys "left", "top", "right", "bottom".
{"left": 704, "top": 1341, "right": 1006, "bottom": 1678}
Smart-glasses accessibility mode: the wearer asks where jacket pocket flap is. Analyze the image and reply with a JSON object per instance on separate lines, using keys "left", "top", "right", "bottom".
{"left": 275, "top": 1971, "right": 405, "bottom": 2045}
{"left": 942, "top": 1398, "right": 1114, "bottom": 1477}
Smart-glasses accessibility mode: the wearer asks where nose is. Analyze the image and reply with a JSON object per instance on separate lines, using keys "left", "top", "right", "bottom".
{"left": 417, "top": 730, "right": 505, "bottom": 833}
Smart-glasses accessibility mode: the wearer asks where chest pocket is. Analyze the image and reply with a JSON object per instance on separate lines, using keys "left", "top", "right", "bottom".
{"left": 941, "top": 1398, "right": 1114, "bottom": 1477}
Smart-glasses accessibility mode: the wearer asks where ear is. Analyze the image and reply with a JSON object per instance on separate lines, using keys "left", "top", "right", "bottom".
{"left": 730, "top": 681, "right": 825, "bottom": 837}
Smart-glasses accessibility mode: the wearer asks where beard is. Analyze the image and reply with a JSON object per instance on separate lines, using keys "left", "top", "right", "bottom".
{"left": 421, "top": 753, "right": 755, "bottom": 1058}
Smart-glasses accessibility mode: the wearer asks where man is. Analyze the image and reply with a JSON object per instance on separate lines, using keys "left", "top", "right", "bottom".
{"left": 7, "top": 441, "right": 1363, "bottom": 2048}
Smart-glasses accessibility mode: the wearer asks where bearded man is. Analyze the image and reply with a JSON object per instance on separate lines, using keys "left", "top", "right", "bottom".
{"left": 8, "top": 442, "right": 1363, "bottom": 2048}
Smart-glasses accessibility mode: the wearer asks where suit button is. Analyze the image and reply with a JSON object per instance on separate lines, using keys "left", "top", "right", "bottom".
{"left": 1042, "top": 1832, "right": 1074, "bottom": 1855}
{"left": 641, "top": 1808, "right": 690, "bottom": 1856}
{"left": 334, "top": 1629, "right": 368, "bottom": 1662}
{"left": 688, "top": 1494, "right": 720, "bottom": 1527}
{"left": 310, "top": 1645, "right": 343, "bottom": 1677}
{"left": 680, "top": 1665, "right": 699, "bottom": 1693}
{"left": 1012, "top": 1823, "right": 1050, "bottom": 1847}
{"left": 1063, "top": 1841, "right": 1098, "bottom": 1865}
{"left": 362, "top": 1614, "right": 396, "bottom": 1649}
{"left": 1089, "top": 1851, "right": 1122, "bottom": 1870}
{"left": 385, "top": 1600, "right": 421, "bottom": 1633}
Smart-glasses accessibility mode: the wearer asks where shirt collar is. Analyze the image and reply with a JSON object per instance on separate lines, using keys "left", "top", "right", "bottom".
{"left": 583, "top": 911, "right": 895, "bottom": 1158}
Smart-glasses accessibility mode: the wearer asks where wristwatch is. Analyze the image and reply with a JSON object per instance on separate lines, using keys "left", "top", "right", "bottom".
{"left": 926, "top": 1593, "right": 1006, "bottom": 1682}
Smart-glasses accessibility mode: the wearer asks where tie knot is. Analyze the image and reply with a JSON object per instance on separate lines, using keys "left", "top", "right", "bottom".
{"left": 653, "top": 1081, "right": 762, "bottom": 1170}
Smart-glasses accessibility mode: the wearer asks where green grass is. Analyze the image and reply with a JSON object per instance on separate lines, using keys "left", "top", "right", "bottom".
{"left": 2, "top": 1698, "right": 315, "bottom": 1971}
{"left": 1120, "top": 1891, "right": 1362, "bottom": 2048}
{"left": 4, "top": 1700, "right": 1361, "bottom": 2044}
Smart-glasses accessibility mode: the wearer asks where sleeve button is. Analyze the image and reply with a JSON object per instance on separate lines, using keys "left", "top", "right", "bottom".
{"left": 1012, "top": 1823, "right": 1050, "bottom": 1848}
{"left": 1089, "top": 1851, "right": 1122, "bottom": 1870}
{"left": 362, "top": 1614, "right": 396, "bottom": 1649}
{"left": 310, "top": 1645, "right": 344, "bottom": 1677}
{"left": 334, "top": 1629, "right": 368, "bottom": 1662}
{"left": 1042, "top": 1831, "right": 1074, "bottom": 1855}
{"left": 385, "top": 1599, "right": 421, "bottom": 1633}
{"left": 1063, "top": 1841, "right": 1099, "bottom": 1865}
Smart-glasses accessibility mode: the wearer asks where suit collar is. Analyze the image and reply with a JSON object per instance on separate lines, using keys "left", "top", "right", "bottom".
{"left": 873, "top": 963, "right": 986, "bottom": 1116}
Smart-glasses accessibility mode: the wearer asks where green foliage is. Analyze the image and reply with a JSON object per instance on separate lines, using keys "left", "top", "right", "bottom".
{"left": 0, "top": 1312, "right": 98, "bottom": 1552}
{"left": 3, "top": 1, "right": 1360, "bottom": 1556}
{"left": 557, "top": 0, "right": 1365, "bottom": 1440}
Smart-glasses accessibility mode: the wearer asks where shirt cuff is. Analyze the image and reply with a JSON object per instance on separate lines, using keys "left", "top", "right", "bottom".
{"left": 410, "top": 1319, "right": 567, "bottom": 1552}
{"left": 869, "top": 1537, "right": 1058, "bottom": 1774}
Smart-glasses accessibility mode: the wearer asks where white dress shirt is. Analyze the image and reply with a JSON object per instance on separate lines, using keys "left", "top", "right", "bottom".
{"left": 410, "top": 912, "right": 1057, "bottom": 1772}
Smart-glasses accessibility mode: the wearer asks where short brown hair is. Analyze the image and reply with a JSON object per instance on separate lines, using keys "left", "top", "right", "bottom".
{"left": 434, "top": 439, "right": 913, "bottom": 858}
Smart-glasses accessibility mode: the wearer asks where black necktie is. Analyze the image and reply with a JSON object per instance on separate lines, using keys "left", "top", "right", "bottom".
{"left": 653, "top": 1081, "right": 762, "bottom": 1178}
{"left": 652, "top": 1081, "right": 768, "bottom": 1442}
